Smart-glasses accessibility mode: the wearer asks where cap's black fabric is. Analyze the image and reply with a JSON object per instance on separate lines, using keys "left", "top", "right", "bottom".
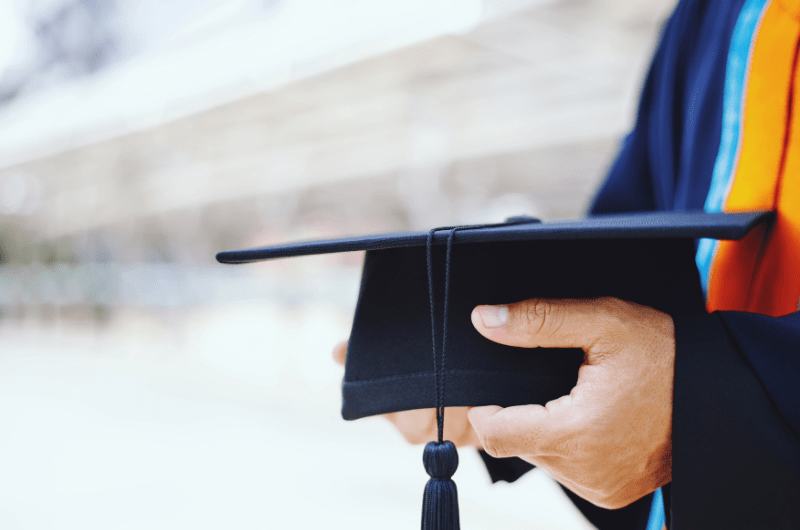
{"left": 215, "top": 211, "right": 772, "bottom": 421}
{"left": 343, "top": 236, "right": 706, "bottom": 419}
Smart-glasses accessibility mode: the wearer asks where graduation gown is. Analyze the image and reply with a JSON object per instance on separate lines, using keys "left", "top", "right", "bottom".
{"left": 480, "top": 0, "right": 800, "bottom": 527}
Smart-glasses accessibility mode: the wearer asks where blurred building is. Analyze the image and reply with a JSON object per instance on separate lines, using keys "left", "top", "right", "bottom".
{"left": 0, "top": 0, "right": 676, "bottom": 318}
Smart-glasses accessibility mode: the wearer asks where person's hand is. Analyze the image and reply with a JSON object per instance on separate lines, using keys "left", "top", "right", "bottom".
{"left": 467, "top": 297, "right": 674, "bottom": 509}
{"left": 332, "top": 341, "right": 481, "bottom": 447}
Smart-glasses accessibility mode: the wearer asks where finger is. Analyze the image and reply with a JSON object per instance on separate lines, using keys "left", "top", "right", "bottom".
{"left": 383, "top": 408, "right": 437, "bottom": 445}
{"left": 467, "top": 403, "right": 569, "bottom": 459}
{"left": 444, "top": 407, "right": 482, "bottom": 448}
{"left": 332, "top": 340, "right": 348, "bottom": 366}
{"left": 471, "top": 297, "right": 621, "bottom": 352}
{"left": 383, "top": 407, "right": 480, "bottom": 447}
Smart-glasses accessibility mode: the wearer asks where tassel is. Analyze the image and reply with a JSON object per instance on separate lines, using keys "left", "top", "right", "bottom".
{"left": 422, "top": 222, "right": 538, "bottom": 529}
{"left": 421, "top": 441, "right": 460, "bottom": 530}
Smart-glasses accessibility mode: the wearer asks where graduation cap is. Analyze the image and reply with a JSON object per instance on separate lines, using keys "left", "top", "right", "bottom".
{"left": 217, "top": 210, "right": 771, "bottom": 530}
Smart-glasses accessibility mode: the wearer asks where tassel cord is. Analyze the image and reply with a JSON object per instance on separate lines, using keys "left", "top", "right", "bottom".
{"left": 440, "top": 229, "right": 456, "bottom": 442}
{"left": 427, "top": 217, "right": 539, "bottom": 438}
{"left": 427, "top": 226, "right": 461, "bottom": 442}
{"left": 426, "top": 229, "right": 442, "bottom": 441}
{"left": 423, "top": 217, "right": 540, "bottom": 530}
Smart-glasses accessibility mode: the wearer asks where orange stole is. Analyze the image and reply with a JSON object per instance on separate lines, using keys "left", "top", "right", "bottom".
{"left": 707, "top": 0, "right": 800, "bottom": 316}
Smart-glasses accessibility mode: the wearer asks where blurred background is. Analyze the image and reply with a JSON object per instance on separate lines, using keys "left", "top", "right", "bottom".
{"left": 0, "top": 0, "right": 675, "bottom": 528}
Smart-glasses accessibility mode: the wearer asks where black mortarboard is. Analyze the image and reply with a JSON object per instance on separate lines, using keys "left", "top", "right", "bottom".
{"left": 216, "top": 210, "right": 771, "bottom": 530}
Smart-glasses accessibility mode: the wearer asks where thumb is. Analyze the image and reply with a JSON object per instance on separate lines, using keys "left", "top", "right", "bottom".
{"left": 471, "top": 298, "right": 618, "bottom": 354}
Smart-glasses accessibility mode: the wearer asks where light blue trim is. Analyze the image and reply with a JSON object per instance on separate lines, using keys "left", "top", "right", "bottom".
{"left": 696, "top": 237, "right": 716, "bottom": 296}
{"left": 695, "top": 0, "right": 771, "bottom": 294}
{"left": 645, "top": 488, "right": 665, "bottom": 530}
{"left": 704, "top": 0, "right": 769, "bottom": 213}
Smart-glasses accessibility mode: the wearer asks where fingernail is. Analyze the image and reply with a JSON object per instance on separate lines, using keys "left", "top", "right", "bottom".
{"left": 478, "top": 306, "right": 508, "bottom": 328}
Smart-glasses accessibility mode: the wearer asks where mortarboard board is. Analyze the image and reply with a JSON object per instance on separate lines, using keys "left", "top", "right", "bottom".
{"left": 216, "top": 210, "right": 772, "bottom": 530}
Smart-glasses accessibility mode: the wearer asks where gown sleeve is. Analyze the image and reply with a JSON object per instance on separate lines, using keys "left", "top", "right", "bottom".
{"left": 671, "top": 311, "right": 800, "bottom": 529}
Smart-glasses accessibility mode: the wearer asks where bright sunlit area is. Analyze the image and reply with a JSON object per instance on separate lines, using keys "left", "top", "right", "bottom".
{"left": 0, "top": 0, "right": 676, "bottom": 528}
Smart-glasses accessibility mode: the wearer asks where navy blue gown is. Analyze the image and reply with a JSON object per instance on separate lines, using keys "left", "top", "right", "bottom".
{"left": 481, "top": 1, "right": 800, "bottom": 527}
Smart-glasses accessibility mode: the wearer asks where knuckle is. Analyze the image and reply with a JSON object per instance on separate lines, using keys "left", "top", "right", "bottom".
{"left": 591, "top": 497, "right": 616, "bottom": 510}
{"left": 481, "top": 438, "right": 499, "bottom": 458}
{"left": 594, "top": 492, "right": 630, "bottom": 510}
{"left": 597, "top": 296, "right": 622, "bottom": 310}
{"left": 520, "top": 299, "right": 560, "bottom": 337}
{"left": 589, "top": 297, "right": 631, "bottom": 351}
{"left": 481, "top": 431, "right": 510, "bottom": 459}
{"left": 595, "top": 297, "right": 620, "bottom": 321}
{"left": 580, "top": 477, "right": 638, "bottom": 510}
{"left": 595, "top": 297, "right": 626, "bottom": 322}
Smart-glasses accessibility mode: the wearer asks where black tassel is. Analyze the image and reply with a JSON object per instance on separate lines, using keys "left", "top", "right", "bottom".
{"left": 421, "top": 441, "right": 460, "bottom": 530}
{"left": 421, "top": 221, "right": 538, "bottom": 529}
